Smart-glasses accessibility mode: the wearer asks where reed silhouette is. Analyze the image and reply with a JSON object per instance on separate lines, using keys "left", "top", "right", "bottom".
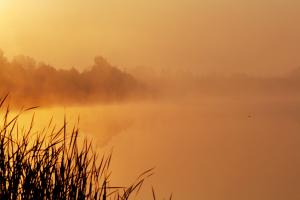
{"left": 0, "top": 95, "right": 153, "bottom": 200}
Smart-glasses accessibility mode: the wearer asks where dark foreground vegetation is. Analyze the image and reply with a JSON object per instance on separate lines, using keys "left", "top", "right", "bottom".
{"left": 0, "top": 95, "right": 154, "bottom": 200}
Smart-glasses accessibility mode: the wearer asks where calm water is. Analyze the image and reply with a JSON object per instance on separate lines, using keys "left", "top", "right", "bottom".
{"left": 14, "top": 96, "right": 300, "bottom": 200}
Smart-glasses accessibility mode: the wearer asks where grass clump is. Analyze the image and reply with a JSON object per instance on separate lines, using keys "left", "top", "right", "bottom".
{"left": 0, "top": 95, "right": 152, "bottom": 200}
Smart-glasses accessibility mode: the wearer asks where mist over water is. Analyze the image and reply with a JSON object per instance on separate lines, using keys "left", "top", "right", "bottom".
{"left": 104, "top": 97, "right": 300, "bottom": 200}
{"left": 14, "top": 93, "right": 300, "bottom": 200}
{"left": 3, "top": 51, "right": 300, "bottom": 199}
{"left": 1, "top": 0, "right": 300, "bottom": 198}
{"left": 0, "top": 52, "right": 142, "bottom": 106}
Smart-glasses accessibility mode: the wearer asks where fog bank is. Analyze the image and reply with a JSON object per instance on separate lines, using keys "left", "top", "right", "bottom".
{"left": 0, "top": 51, "right": 142, "bottom": 106}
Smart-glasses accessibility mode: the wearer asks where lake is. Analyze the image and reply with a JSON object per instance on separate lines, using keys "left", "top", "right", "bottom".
{"left": 13, "top": 95, "right": 300, "bottom": 200}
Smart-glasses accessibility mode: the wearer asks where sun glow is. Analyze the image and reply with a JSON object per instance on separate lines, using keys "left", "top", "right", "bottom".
{"left": 0, "top": 1, "right": 10, "bottom": 21}
{"left": 0, "top": 0, "right": 8, "bottom": 8}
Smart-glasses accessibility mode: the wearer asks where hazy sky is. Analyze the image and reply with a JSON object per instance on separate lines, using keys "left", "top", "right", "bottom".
{"left": 0, "top": 0, "right": 300, "bottom": 75}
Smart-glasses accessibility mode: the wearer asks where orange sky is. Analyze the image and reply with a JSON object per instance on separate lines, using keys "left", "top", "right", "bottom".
{"left": 1, "top": 1, "right": 300, "bottom": 199}
{"left": 0, "top": 0, "right": 300, "bottom": 75}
